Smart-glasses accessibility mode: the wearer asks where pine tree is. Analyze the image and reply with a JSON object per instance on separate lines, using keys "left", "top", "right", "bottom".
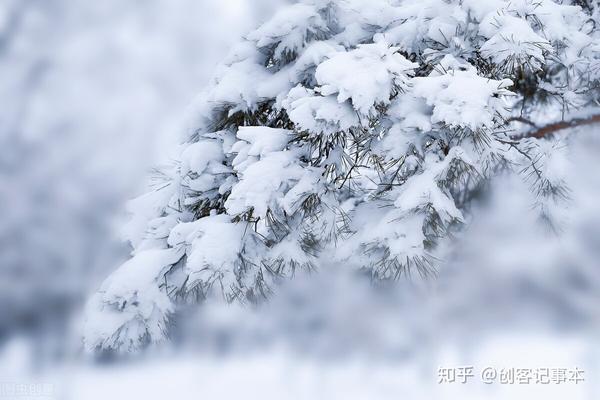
{"left": 84, "top": 0, "right": 600, "bottom": 352}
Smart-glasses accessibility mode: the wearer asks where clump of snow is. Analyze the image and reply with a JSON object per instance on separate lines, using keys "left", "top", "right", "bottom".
{"left": 479, "top": 13, "right": 553, "bottom": 73}
{"left": 284, "top": 85, "right": 361, "bottom": 136}
{"left": 84, "top": 248, "right": 183, "bottom": 352}
{"left": 411, "top": 66, "right": 513, "bottom": 130}
{"left": 315, "top": 36, "right": 417, "bottom": 116}
{"left": 247, "top": 3, "right": 329, "bottom": 61}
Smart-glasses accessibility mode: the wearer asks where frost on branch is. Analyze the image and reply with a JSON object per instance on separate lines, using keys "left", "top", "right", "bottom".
{"left": 85, "top": 0, "right": 600, "bottom": 352}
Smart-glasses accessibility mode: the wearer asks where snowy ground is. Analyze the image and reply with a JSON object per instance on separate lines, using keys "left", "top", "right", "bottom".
{"left": 1, "top": 332, "right": 597, "bottom": 400}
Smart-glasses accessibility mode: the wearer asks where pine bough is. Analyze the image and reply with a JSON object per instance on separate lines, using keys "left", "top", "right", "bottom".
{"left": 84, "top": 0, "right": 600, "bottom": 352}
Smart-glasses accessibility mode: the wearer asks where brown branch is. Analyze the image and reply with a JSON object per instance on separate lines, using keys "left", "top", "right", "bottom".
{"left": 506, "top": 116, "right": 538, "bottom": 128}
{"left": 516, "top": 114, "right": 600, "bottom": 139}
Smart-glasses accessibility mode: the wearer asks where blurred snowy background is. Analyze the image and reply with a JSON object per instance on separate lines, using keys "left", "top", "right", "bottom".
{"left": 1, "top": 1, "right": 600, "bottom": 399}
{"left": 0, "top": 0, "right": 286, "bottom": 353}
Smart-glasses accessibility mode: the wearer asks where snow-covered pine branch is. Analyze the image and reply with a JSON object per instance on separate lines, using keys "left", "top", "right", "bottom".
{"left": 84, "top": 0, "right": 600, "bottom": 352}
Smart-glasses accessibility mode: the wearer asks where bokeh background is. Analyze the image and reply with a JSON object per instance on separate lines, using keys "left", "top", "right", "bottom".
{"left": 1, "top": 1, "right": 600, "bottom": 399}
{"left": 0, "top": 0, "right": 285, "bottom": 354}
